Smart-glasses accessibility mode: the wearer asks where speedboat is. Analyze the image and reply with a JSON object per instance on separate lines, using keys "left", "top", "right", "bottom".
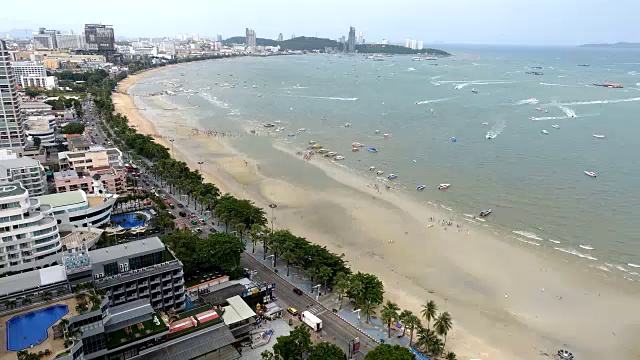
{"left": 593, "top": 134, "right": 607, "bottom": 139}
{"left": 529, "top": 117, "right": 536, "bottom": 121}
{"left": 352, "top": 142, "right": 363, "bottom": 147}
{"left": 541, "top": 130, "right": 549, "bottom": 135}
{"left": 536, "top": 107, "right": 543, "bottom": 111}
{"left": 344, "top": 123, "right": 352, "bottom": 127}
{"left": 375, "top": 130, "right": 380, "bottom": 134}
{"left": 584, "top": 171, "right": 597, "bottom": 178}
{"left": 471, "top": 88, "right": 478, "bottom": 94}
{"left": 297, "top": 128, "right": 307, "bottom": 132}
{"left": 262, "top": 123, "right": 275, "bottom": 128}
{"left": 288, "top": 133, "right": 296, "bottom": 137}
{"left": 368, "top": 148, "right": 378, "bottom": 153}
{"left": 326, "top": 152, "right": 338, "bottom": 157}
{"left": 479, "top": 209, "right": 492, "bottom": 217}
{"left": 318, "top": 148, "right": 329, "bottom": 154}
{"left": 481, "top": 122, "right": 489, "bottom": 126}
{"left": 369, "top": 166, "right": 376, "bottom": 171}
{"left": 438, "top": 184, "right": 450, "bottom": 190}
{"left": 486, "top": 133, "right": 496, "bottom": 139}
{"left": 416, "top": 185, "right": 426, "bottom": 191}
{"left": 376, "top": 170, "right": 384, "bottom": 175}
{"left": 552, "top": 125, "right": 560, "bottom": 129}
{"left": 351, "top": 147, "right": 360, "bottom": 152}
{"left": 334, "top": 156, "right": 345, "bottom": 160}
{"left": 388, "top": 174, "right": 398, "bottom": 179}
{"left": 309, "top": 140, "right": 317, "bottom": 145}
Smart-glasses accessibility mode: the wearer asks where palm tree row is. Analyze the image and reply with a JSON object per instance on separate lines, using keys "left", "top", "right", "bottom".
{"left": 377, "top": 299, "right": 457, "bottom": 360}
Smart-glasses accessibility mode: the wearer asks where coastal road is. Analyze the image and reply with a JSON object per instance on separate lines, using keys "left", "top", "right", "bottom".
{"left": 241, "top": 253, "right": 377, "bottom": 358}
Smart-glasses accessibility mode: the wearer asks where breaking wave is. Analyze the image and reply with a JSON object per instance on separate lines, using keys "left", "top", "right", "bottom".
{"left": 281, "top": 94, "right": 358, "bottom": 101}
{"left": 415, "top": 97, "right": 454, "bottom": 105}
{"left": 512, "top": 231, "right": 544, "bottom": 241}
{"left": 554, "top": 247, "right": 598, "bottom": 261}
{"left": 515, "top": 98, "right": 539, "bottom": 105}
{"left": 557, "top": 97, "right": 640, "bottom": 106}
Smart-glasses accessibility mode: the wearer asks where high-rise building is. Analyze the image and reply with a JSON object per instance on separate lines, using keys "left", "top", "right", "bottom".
{"left": 381, "top": 39, "right": 389, "bottom": 45}
{"left": 10, "top": 61, "right": 58, "bottom": 89}
{"left": 357, "top": 32, "right": 364, "bottom": 45}
{"left": 55, "top": 34, "right": 85, "bottom": 50}
{"left": 245, "top": 28, "right": 256, "bottom": 49}
{"left": 0, "top": 149, "right": 47, "bottom": 196}
{"left": 278, "top": 33, "right": 283, "bottom": 42}
{"left": 410, "top": 39, "right": 418, "bottom": 50}
{"left": 0, "top": 181, "right": 61, "bottom": 274}
{"left": 0, "top": 40, "right": 27, "bottom": 149}
{"left": 84, "top": 24, "right": 115, "bottom": 52}
{"left": 291, "top": 34, "right": 295, "bottom": 39}
{"left": 217, "top": 34, "right": 223, "bottom": 42}
{"left": 405, "top": 39, "right": 411, "bottom": 48}
{"left": 347, "top": 27, "right": 356, "bottom": 53}
{"left": 193, "top": 32, "right": 200, "bottom": 41}
{"left": 417, "top": 40, "right": 424, "bottom": 50}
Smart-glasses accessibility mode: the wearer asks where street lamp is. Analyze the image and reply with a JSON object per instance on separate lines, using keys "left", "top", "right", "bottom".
{"left": 169, "top": 139, "right": 175, "bottom": 157}
{"left": 197, "top": 161, "right": 204, "bottom": 173}
{"left": 269, "top": 203, "right": 277, "bottom": 234}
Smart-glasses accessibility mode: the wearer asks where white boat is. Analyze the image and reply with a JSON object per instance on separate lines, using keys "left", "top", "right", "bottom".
{"left": 352, "top": 142, "right": 363, "bottom": 147}
{"left": 486, "top": 133, "right": 496, "bottom": 139}
{"left": 375, "top": 129, "right": 380, "bottom": 134}
{"left": 481, "top": 122, "right": 489, "bottom": 126}
{"left": 262, "top": 123, "right": 275, "bottom": 128}
{"left": 416, "top": 185, "right": 426, "bottom": 191}
{"left": 344, "top": 123, "right": 352, "bottom": 128}
{"left": 412, "top": 57, "right": 422, "bottom": 61}
{"left": 318, "top": 148, "right": 330, "bottom": 153}
{"left": 327, "top": 152, "right": 338, "bottom": 157}
{"left": 388, "top": 174, "right": 398, "bottom": 179}
{"left": 297, "top": 128, "right": 307, "bottom": 132}
{"left": 593, "top": 134, "right": 607, "bottom": 139}
{"left": 438, "top": 184, "right": 451, "bottom": 190}
{"left": 552, "top": 125, "right": 560, "bottom": 129}
{"left": 536, "top": 107, "right": 543, "bottom": 111}
{"left": 584, "top": 171, "right": 597, "bottom": 178}
{"left": 541, "top": 130, "right": 549, "bottom": 135}
{"left": 376, "top": 170, "right": 384, "bottom": 175}
{"left": 334, "top": 156, "right": 345, "bottom": 160}
{"left": 309, "top": 140, "right": 317, "bottom": 145}
{"left": 471, "top": 88, "right": 478, "bottom": 94}
{"left": 369, "top": 166, "right": 376, "bottom": 171}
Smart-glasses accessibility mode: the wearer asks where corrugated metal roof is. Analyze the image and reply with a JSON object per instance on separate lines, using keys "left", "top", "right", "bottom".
{"left": 225, "top": 296, "right": 255, "bottom": 320}
{"left": 38, "top": 190, "right": 86, "bottom": 208}
{"left": 0, "top": 265, "right": 67, "bottom": 296}
{"left": 103, "top": 299, "right": 154, "bottom": 332}
{"left": 89, "top": 237, "right": 164, "bottom": 264}
{"left": 131, "top": 323, "right": 238, "bottom": 360}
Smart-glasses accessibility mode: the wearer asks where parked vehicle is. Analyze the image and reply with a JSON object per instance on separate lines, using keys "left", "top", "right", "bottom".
{"left": 293, "top": 288, "right": 303, "bottom": 296}
{"left": 287, "top": 307, "right": 298, "bottom": 315}
{"left": 301, "top": 311, "right": 322, "bottom": 331}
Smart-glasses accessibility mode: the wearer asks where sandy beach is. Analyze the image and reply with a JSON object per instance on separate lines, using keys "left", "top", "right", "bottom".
{"left": 115, "top": 66, "right": 640, "bottom": 360}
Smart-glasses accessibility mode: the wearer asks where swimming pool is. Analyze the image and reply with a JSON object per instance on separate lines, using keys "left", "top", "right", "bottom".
{"left": 111, "top": 212, "right": 149, "bottom": 229}
{"left": 6, "top": 304, "right": 69, "bottom": 351}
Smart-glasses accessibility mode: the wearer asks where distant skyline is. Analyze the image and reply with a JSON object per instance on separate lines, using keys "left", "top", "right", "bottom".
{"left": 1, "top": 0, "right": 638, "bottom": 46}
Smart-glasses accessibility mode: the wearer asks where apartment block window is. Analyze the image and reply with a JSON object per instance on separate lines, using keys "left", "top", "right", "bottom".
{"left": 103, "top": 261, "right": 118, "bottom": 277}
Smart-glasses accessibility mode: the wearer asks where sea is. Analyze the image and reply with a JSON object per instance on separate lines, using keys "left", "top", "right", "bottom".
{"left": 131, "top": 45, "right": 640, "bottom": 279}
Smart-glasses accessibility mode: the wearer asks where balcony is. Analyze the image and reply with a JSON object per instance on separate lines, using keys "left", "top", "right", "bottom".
{"left": 150, "top": 278, "right": 160, "bottom": 285}
{"left": 152, "top": 294, "right": 161, "bottom": 301}
{"left": 126, "top": 283, "right": 137, "bottom": 291}
{"left": 126, "top": 292, "right": 137, "bottom": 300}
{"left": 174, "top": 279, "right": 184, "bottom": 286}
{"left": 162, "top": 274, "right": 172, "bottom": 281}
{"left": 138, "top": 280, "right": 148, "bottom": 287}
{"left": 138, "top": 290, "right": 149, "bottom": 297}
{"left": 163, "top": 292, "right": 173, "bottom": 299}
{"left": 151, "top": 286, "right": 160, "bottom": 293}
{"left": 162, "top": 283, "right": 172, "bottom": 291}
{"left": 113, "top": 287, "right": 125, "bottom": 294}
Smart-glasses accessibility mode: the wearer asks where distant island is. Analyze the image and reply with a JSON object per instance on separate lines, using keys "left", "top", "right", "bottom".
{"left": 223, "top": 36, "right": 450, "bottom": 56}
{"left": 356, "top": 44, "right": 451, "bottom": 56}
{"left": 579, "top": 42, "right": 640, "bottom": 49}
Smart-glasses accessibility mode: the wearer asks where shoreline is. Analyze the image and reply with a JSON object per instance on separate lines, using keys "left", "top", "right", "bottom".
{"left": 114, "top": 61, "right": 640, "bottom": 360}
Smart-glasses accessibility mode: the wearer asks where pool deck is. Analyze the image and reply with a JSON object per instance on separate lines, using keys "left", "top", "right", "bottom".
{"left": 0, "top": 298, "right": 80, "bottom": 360}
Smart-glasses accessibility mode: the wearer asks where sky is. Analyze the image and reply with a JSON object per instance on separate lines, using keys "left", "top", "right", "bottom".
{"left": 1, "top": 0, "right": 638, "bottom": 45}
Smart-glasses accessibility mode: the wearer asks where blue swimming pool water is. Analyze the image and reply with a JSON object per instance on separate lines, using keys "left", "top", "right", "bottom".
{"left": 6, "top": 304, "right": 69, "bottom": 351}
{"left": 111, "top": 213, "right": 147, "bottom": 229}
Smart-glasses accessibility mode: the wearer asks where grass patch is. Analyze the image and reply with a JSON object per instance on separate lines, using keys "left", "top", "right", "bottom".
{"left": 106, "top": 313, "right": 167, "bottom": 349}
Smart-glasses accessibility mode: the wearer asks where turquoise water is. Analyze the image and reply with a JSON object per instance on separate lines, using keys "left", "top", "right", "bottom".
{"left": 6, "top": 304, "right": 68, "bottom": 351}
{"left": 111, "top": 213, "right": 147, "bottom": 229}
{"left": 132, "top": 45, "right": 640, "bottom": 278}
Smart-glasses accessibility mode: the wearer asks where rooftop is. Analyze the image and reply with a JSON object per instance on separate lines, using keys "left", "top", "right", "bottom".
{"left": 222, "top": 295, "right": 256, "bottom": 325}
{"left": 104, "top": 299, "right": 155, "bottom": 332}
{"left": 0, "top": 265, "right": 67, "bottom": 297}
{"left": 0, "top": 182, "right": 28, "bottom": 199}
{"left": 38, "top": 190, "right": 86, "bottom": 208}
{"left": 0, "top": 156, "right": 41, "bottom": 170}
{"left": 131, "top": 323, "right": 237, "bottom": 360}
{"left": 89, "top": 237, "right": 166, "bottom": 265}
{"left": 106, "top": 311, "right": 167, "bottom": 350}
{"left": 87, "top": 194, "right": 117, "bottom": 208}
{"left": 54, "top": 170, "right": 81, "bottom": 180}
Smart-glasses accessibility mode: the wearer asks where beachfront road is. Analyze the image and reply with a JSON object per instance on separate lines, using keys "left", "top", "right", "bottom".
{"left": 240, "top": 253, "right": 377, "bottom": 358}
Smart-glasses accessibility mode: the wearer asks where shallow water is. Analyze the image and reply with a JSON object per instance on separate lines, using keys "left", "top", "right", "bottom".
{"left": 131, "top": 45, "right": 640, "bottom": 280}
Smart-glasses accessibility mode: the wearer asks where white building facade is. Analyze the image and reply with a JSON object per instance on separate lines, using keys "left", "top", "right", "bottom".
{"left": 38, "top": 190, "right": 118, "bottom": 228}
{"left": 0, "top": 182, "right": 62, "bottom": 274}
{"left": 0, "top": 149, "right": 47, "bottom": 196}
{"left": 0, "top": 40, "right": 27, "bottom": 149}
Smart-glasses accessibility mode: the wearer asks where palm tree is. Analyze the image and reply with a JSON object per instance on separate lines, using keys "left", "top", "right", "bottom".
{"left": 421, "top": 300, "right": 438, "bottom": 330}
{"left": 407, "top": 314, "right": 421, "bottom": 347}
{"left": 417, "top": 326, "right": 436, "bottom": 354}
{"left": 59, "top": 318, "right": 69, "bottom": 333}
{"left": 333, "top": 272, "right": 350, "bottom": 310}
{"left": 41, "top": 290, "right": 53, "bottom": 302}
{"left": 22, "top": 297, "right": 31, "bottom": 306}
{"left": 429, "top": 336, "right": 445, "bottom": 357}
{"left": 248, "top": 224, "right": 262, "bottom": 253}
{"left": 434, "top": 311, "right": 453, "bottom": 348}
{"left": 134, "top": 213, "right": 146, "bottom": 226}
{"left": 6, "top": 299, "right": 17, "bottom": 309}
{"left": 361, "top": 300, "right": 377, "bottom": 324}
{"left": 380, "top": 300, "right": 400, "bottom": 338}
{"left": 399, "top": 310, "right": 413, "bottom": 337}
{"left": 445, "top": 351, "right": 457, "bottom": 360}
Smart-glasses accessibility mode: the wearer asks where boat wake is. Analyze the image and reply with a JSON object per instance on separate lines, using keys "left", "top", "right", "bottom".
{"left": 579, "top": 245, "right": 595, "bottom": 250}
{"left": 486, "top": 120, "right": 506, "bottom": 139}
{"left": 199, "top": 92, "right": 230, "bottom": 109}
{"left": 431, "top": 81, "right": 442, "bottom": 86}
{"left": 540, "top": 82, "right": 586, "bottom": 88}
{"left": 454, "top": 83, "right": 470, "bottom": 90}
{"left": 515, "top": 98, "right": 539, "bottom": 105}
{"left": 558, "top": 106, "right": 577, "bottom": 118}
{"left": 557, "top": 97, "right": 640, "bottom": 106}
{"left": 281, "top": 94, "right": 358, "bottom": 101}
{"left": 415, "top": 97, "right": 454, "bottom": 105}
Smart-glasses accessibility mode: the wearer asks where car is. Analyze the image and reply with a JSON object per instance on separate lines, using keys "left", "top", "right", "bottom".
{"left": 177, "top": 203, "right": 184, "bottom": 208}
{"left": 286, "top": 307, "right": 298, "bottom": 315}
{"left": 209, "top": 227, "right": 218, "bottom": 233}
{"left": 178, "top": 211, "right": 187, "bottom": 217}
{"left": 293, "top": 288, "right": 303, "bottom": 296}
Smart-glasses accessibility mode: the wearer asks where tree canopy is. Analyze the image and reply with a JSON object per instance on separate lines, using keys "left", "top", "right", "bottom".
{"left": 61, "top": 122, "right": 85, "bottom": 134}
{"left": 356, "top": 44, "right": 451, "bottom": 56}
{"left": 364, "top": 344, "right": 415, "bottom": 360}
{"left": 261, "top": 326, "right": 345, "bottom": 360}
{"left": 163, "top": 230, "right": 245, "bottom": 276}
